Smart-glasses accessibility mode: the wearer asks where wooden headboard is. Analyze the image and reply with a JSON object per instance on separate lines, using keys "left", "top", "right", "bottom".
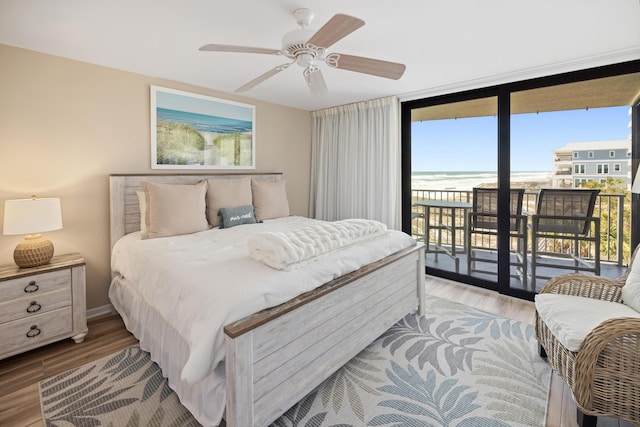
{"left": 109, "top": 173, "right": 283, "bottom": 250}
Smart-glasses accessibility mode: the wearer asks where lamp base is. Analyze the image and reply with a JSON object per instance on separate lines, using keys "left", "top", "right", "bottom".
{"left": 13, "top": 234, "right": 54, "bottom": 268}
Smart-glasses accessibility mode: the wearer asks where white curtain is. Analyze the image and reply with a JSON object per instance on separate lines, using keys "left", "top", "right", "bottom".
{"left": 309, "top": 96, "right": 401, "bottom": 229}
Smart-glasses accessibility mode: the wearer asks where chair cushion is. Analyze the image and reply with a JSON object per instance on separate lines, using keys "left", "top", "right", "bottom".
{"left": 622, "top": 252, "right": 640, "bottom": 312}
{"left": 535, "top": 293, "right": 640, "bottom": 352}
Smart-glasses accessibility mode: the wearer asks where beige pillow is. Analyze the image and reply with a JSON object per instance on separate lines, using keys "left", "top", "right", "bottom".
{"left": 136, "top": 191, "right": 147, "bottom": 235}
{"left": 206, "top": 177, "right": 253, "bottom": 227}
{"left": 142, "top": 180, "right": 209, "bottom": 239}
{"left": 252, "top": 178, "right": 290, "bottom": 220}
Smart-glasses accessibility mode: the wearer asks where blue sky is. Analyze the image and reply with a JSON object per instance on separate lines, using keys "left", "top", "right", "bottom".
{"left": 411, "top": 106, "right": 630, "bottom": 172}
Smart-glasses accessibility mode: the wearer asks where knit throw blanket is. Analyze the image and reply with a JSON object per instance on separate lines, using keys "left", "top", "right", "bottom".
{"left": 248, "top": 218, "right": 388, "bottom": 270}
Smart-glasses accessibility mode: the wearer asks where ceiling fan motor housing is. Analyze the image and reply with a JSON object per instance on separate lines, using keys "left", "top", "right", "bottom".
{"left": 282, "top": 28, "right": 316, "bottom": 56}
{"left": 282, "top": 8, "right": 320, "bottom": 66}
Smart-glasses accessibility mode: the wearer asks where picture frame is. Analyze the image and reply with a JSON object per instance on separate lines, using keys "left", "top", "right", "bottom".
{"left": 150, "top": 85, "right": 256, "bottom": 169}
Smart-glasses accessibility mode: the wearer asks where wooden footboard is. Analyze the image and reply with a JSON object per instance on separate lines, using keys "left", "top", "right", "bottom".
{"left": 224, "top": 243, "right": 425, "bottom": 427}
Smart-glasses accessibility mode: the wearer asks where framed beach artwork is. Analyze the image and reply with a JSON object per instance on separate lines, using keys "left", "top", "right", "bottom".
{"left": 150, "top": 85, "right": 255, "bottom": 169}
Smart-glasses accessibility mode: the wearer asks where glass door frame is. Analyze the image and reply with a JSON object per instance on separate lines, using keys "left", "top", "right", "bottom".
{"left": 401, "top": 59, "right": 640, "bottom": 301}
{"left": 402, "top": 87, "right": 504, "bottom": 294}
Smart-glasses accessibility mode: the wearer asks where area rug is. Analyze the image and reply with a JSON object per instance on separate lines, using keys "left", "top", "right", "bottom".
{"left": 40, "top": 296, "right": 551, "bottom": 427}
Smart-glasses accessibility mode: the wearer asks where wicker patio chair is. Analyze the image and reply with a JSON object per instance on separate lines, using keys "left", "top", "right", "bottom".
{"left": 535, "top": 245, "right": 640, "bottom": 427}
{"left": 529, "top": 188, "right": 600, "bottom": 289}
{"left": 466, "top": 188, "right": 527, "bottom": 287}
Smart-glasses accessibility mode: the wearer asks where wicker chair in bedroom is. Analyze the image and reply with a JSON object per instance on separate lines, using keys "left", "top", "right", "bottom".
{"left": 534, "top": 245, "right": 640, "bottom": 427}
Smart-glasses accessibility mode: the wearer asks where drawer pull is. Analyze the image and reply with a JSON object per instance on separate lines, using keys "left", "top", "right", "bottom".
{"left": 27, "top": 301, "right": 42, "bottom": 313}
{"left": 26, "top": 325, "right": 41, "bottom": 338}
{"left": 24, "top": 281, "right": 39, "bottom": 293}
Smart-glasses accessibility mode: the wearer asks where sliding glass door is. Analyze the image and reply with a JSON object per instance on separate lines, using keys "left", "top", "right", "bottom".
{"left": 510, "top": 75, "right": 639, "bottom": 295}
{"left": 407, "top": 94, "right": 502, "bottom": 290}
{"left": 402, "top": 60, "right": 640, "bottom": 300}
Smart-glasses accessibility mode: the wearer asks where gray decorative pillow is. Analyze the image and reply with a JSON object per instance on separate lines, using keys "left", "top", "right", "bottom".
{"left": 219, "top": 205, "right": 258, "bottom": 229}
{"left": 206, "top": 177, "right": 252, "bottom": 227}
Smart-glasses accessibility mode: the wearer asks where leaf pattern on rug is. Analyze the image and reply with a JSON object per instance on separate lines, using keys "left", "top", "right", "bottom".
{"left": 136, "top": 361, "right": 174, "bottom": 403}
{"left": 41, "top": 361, "right": 137, "bottom": 427}
{"left": 105, "top": 406, "right": 201, "bottom": 427}
{"left": 272, "top": 390, "right": 353, "bottom": 427}
{"left": 320, "top": 349, "right": 386, "bottom": 422}
{"left": 457, "top": 311, "right": 535, "bottom": 342}
{"left": 369, "top": 361, "right": 511, "bottom": 427}
{"left": 40, "top": 297, "right": 551, "bottom": 427}
{"left": 41, "top": 346, "right": 195, "bottom": 427}
{"left": 473, "top": 339, "right": 551, "bottom": 426}
{"left": 380, "top": 314, "right": 485, "bottom": 376}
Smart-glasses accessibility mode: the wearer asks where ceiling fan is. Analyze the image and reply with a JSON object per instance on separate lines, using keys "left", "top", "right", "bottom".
{"left": 199, "top": 8, "right": 406, "bottom": 96}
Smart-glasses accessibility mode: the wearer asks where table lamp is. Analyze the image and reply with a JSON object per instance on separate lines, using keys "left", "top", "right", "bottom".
{"left": 3, "top": 196, "right": 63, "bottom": 268}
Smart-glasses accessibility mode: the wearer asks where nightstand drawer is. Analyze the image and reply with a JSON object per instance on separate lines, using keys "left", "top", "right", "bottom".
{"left": 0, "top": 287, "right": 71, "bottom": 324}
{"left": 0, "top": 254, "right": 86, "bottom": 360}
{"left": 0, "top": 307, "right": 73, "bottom": 357}
{"left": 0, "top": 269, "right": 70, "bottom": 301}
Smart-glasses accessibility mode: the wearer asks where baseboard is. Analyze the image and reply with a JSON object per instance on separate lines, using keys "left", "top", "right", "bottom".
{"left": 87, "top": 304, "right": 116, "bottom": 319}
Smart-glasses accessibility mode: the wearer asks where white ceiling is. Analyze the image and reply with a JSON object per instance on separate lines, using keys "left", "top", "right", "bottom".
{"left": 1, "top": 0, "right": 639, "bottom": 111}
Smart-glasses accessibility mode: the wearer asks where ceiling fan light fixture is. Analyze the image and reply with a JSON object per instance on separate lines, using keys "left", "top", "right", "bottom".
{"left": 296, "top": 52, "right": 315, "bottom": 67}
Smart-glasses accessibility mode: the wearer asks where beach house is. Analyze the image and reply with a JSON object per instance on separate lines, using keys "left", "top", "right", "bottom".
{"left": 552, "top": 139, "right": 632, "bottom": 189}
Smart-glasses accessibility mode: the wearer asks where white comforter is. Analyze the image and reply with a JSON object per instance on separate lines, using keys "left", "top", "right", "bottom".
{"left": 111, "top": 216, "right": 415, "bottom": 384}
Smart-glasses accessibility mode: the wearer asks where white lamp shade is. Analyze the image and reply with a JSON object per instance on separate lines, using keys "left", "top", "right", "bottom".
{"left": 3, "top": 197, "right": 63, "bottom": 235}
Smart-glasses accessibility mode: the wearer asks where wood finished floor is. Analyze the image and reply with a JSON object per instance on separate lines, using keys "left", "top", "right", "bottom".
{"left": 0, "top": 276, "right": 636, "bottom": 427}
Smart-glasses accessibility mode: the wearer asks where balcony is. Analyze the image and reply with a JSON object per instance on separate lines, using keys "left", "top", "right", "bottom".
{"left": 552, "top": 169, "right": 572, "bottom": 176}
{"left": 411, "top": 188, "right": 630, "bottom": 292}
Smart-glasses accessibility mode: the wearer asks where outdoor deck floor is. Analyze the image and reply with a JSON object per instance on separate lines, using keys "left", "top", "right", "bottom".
{"left": 424, "top": 245, "right": 627, "bottom": 293}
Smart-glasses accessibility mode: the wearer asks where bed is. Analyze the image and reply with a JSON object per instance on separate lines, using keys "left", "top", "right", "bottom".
{"left": 109, "top": 173, "right": 425, "bottom": 427}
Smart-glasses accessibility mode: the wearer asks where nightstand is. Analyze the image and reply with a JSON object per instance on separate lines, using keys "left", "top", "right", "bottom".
{"left": 0, "top": 253, "right": 87, "bottom": 360}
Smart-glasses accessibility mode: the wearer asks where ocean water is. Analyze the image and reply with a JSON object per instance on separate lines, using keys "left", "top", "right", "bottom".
{"left": 412, "top": 171, "right": 552, "bottom": 191}
{"left": 156, "top": 108, "right": 252, "bottom": 134}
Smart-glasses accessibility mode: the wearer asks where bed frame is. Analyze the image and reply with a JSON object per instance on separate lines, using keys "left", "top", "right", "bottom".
{"left": 110, "top": 173, "right": 425, "bottom": 427}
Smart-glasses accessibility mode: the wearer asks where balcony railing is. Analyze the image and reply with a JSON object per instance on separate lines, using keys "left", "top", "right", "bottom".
{"left": 411, "top": 189, "right": 628, "bottom": 266}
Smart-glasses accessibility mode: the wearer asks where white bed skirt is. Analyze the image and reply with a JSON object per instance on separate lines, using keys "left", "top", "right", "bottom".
{"left": 109, "top": 276, "right": 225, "bottom": 427}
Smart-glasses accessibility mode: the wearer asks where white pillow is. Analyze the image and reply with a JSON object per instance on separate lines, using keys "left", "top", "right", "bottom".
{"left": 142, "top": 180, "right": 210, "bottom": 239}
{"left": 622, "top": 252, "right": 640, "bottom": 312}
{"left": 206, "top": 177, "right": 253, "bottom": 227}
{"left": 252, "top": 178, "right": 290, "bottom": 221}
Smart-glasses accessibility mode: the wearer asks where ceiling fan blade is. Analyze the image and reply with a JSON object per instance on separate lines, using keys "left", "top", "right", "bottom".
{"left": 304, "top": 67, "right": 329, "bottom": 97}
{"left": 235, "top": 63, "right": 290, "bottom": 92}
{"left": 306, "top": 14, "right": 364, "bottom": 49}
{"left": 199, "top": 44, "right": 280, "bottom": 55}
{"left": 327, "top": 53, "right": 406, "bottom": 79}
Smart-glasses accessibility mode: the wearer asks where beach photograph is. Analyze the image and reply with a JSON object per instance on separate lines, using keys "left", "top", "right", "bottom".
{"left": 151, "top": 86, "right": 255, "bottom": 169}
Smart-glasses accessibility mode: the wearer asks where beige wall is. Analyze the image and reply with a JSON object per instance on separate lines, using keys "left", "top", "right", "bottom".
{"left": 0, "top": 44, "right": 311, "bottom": 311}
